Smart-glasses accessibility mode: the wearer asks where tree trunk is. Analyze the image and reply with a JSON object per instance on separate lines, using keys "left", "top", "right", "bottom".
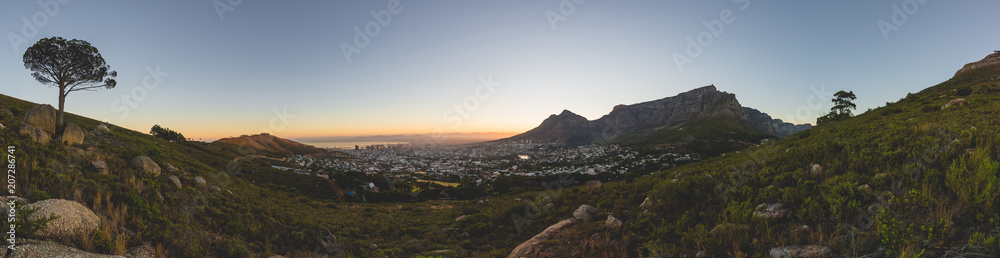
{"left": 58, "top": 86, "right": 66, "bottom": 127}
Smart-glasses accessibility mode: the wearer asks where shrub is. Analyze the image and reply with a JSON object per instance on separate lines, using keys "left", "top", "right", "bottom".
{"left": 946, "top": 148, "right": 1000, "bottom": 213}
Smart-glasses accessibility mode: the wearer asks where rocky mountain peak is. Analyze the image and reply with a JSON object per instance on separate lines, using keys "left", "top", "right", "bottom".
{"left": 955, "top": 52, "right": 1000, "bottom": 77}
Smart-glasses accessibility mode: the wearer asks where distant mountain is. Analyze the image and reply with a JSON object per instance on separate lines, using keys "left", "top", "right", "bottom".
{"left": 743, "top": 107, "right": 812, "bottom": 138}
{"left": 501, "top": 85, "right": 810, "bottom": 154}
{"left": 215, "top": 133, "right": 332, "bottom": 156}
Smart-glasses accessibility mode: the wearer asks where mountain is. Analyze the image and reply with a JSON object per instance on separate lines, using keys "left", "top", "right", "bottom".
{"left": 503, "top": 85, "right": 810, "bottom": 154}
{"left": 214, "top": 133, "right": 333, "bottom": 156}
{"left": 743, "top": 107, "right": 813, "bottom": 137}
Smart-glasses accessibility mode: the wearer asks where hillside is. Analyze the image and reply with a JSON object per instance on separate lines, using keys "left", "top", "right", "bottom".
{"left": 483, "top": 52, "right": 1000, "bottom": 257}
{"left": 2, "top": 51, "right": 999, "bottom": 257}
{"left": 214, "top": 133, "right": 340, "bottom": 157}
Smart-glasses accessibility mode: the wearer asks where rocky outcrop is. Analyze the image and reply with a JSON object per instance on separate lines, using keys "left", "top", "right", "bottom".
{"left": 769, "top": 245, "right": 833, "bottom": 257}
{"left": 194, "top": 177, "right": 207, "bottom": 188}
{"left": 506, "top": 218, "right": 577, "bottom": 258}
{"left": 26, "top": 199, "right": 101, "bottom": 244}
{"left": 955, "top": 52, "right": 1000, "bottom": 77}
{"left": 95, "top": 123, "right": 111, "bottom": 133}
{"left": 132, "top": 156, "right": 161, "bottom": 176}
{"left": 24, "top": 104, "right": 57, "bottom": 135}
{"left": 573, "top": 204, "right": 596, "bottom": 222}
{"left": 9, "top": 239, "right": 123, "bottom": 257}
{"left": 168, "top": 176, "right": 182, "bottom": 188}
{"left": 125, "top": 242, "right": 155, "bottom": 258}
{"left": 941, "top": 98, "right": 967, "bottom": 109}
{"left": 19, "top": 122, "right": 51, "bottom": 144}
{"left": 754, "top": 203, "right": 789, "bottom": 219}
{"left": 605, "top": 215, "right": 622, "bottom": 229}
{"left": 60, "top": 122, "right": 85, "bottom": 145}
{"left": 743, "top": 107, "right": 812, "bottom": 138}
{"left": 91, "top": 161, "right": 109, "bottom": 174}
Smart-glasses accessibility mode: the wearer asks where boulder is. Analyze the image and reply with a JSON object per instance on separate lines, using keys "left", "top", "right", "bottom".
{"left": 19, "top": 122, "right": 51, "bottom": 144}
{"left": 9, "top": 239, "right": 122, "bottom": 258}
{"left": 60, "top": 122, "right": 85, "bottom": 146}
{"left": 95, "top": 123, "right": 111, "bottom": 133}
{"left": 507, "top": 218, "right": 576, "bottom": 258}
{"left": 125, "top": 242, "right": 155, "bottom": 258}
{"left": 24, "top": 104, "right": 57, "bottom": 135}
{"left": 91, "top": 161, "right": 109, "bottom": 174}
{"left": 941, "top": 98, "right": 967, "bottom": 109}
{"left": 132, "top": 156, "right": 161, "bottom": 176}
{"left": 768, "top": 245, "right": 833, "bottom": 257}
{"left": 0, "top": 122, "right": 4, "bottom": 130}
{"left": 605, "top": 215, "right": 622, "bottom": 229}
{"left": 26, "top": 199, "right": 101, "bottom": 244}
{"left": 573, "top": 204, "right": 596, "bottom": 221}
{"left": 585, "top": 180, "right": 603, "bottom": 189}
{"left": 639, "top": 197, "right": 654, "bottom": 209}
{"left": 754, "top": 203, "right": 789, "bottom": 219}
{"left": 809, "top": 163, "right": 822, "bottom": 176}
{"left": 168, "top": 176, "right": 182, "bottom": 188}
{"left": 194, "top": 177, "right": 207, "bottom": 188}
{"left": 543, "top": 203, "right": 555, "bottom": 212}
{"left": 0, "top": 108, "right": 12, "bottom": 117}
{"left": 454, "top": 215, "right": 467, "bottom": 222}
{"left": 163, "top": 163, "right": 179, "bottom": 173}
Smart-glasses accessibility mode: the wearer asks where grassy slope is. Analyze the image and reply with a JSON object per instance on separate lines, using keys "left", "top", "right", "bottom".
{"left": 486, "top": 61, "right": 1000, "bottom": 257}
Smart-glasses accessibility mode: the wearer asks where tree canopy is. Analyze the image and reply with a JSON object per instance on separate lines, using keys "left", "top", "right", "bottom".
{"left": 150, "top": 125, "right": 187, "bottom": 143}
{"left": 817, "top": 90, "right": 857, "bottom": 126}
{"left": 23, "top": 37, "right": 117, "bottom": 126}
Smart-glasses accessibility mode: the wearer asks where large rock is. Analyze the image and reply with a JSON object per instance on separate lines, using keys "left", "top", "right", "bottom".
{"left": 24, "top": 104, "right": 57, "bottom": 135}
{"left": 26, "top": 199, "right": 101, "bottom": 244}
{"left": 573, "top": 204, "right": 596, "bottom": 222}
{"left": 769, "top": 245, "right": 833, "bottom": 257}
{"left": 754, "top": 203, "right": 789, "bottom": 219}
{"left": 60, "top": 122, "right": 85, "bottom": 146}
{"left": 10, "top": 239, "right": 122, "bottom": 257}
{"left": 0, "top": 122, "right": 5, "bottom": 130}
{"left": 125, "top": 242, "right": 155, "bottom": 258}
{"left": 168, "top": 176, "right": 182, "bottom": 188}
{"left": 163, "top": 163, "right": 179, "bottom": 173}
{"left": 132, "top": 156, "right": 161, "bottom": 176}
{"left": 809, "top": 163, "right": 822, "bottom": 176}
{"left": 639, "top": 197, "right": 655, "bottom": 209}
{"left": 941, "top": 98, "right": 967, "bottom": 109}
{"left": 605, "top": 215, "right": 622, "bottom": 229}
{"left": 194, "top": 177, "right": 207, "bottom": 188}
{"left": 91, "top": 161, "right": 109, "bottom": 174}
{"left": 19, "top": 122, "right": 51, "bottom": 144}
{"left": 507, "top": 218, "right": 576, "bottom": 258}
{"left": 95, "top": 123, "right": 111, "bottom": 133}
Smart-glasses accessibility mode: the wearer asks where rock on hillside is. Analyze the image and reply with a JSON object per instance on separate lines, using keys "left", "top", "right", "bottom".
{"left": 24, "top": 104, "right": 57, "bottom": 135}
{"left": 19, "top": 122, "right": 51, "bottom": 144}
{"left": 506, "top": 218, "right": 577, "bottom": 258}
{"left": 9, "top": 239, "right": 123, "bottom": 257}
{"left": 955, "top": 52, "right": 1000, "bottom": 77}
{"left": 132, "top": 156, "right": 161, "bottom": 176}
{"left": 60, "top": 122, "right": 85, "bottom": 145}
{"left": 26, "top": 199, "right": 101, "bottom": 244}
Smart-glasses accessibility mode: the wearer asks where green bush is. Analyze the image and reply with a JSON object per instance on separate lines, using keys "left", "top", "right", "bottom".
{"left": 946, "top": 148, "right": 1000, "bottom": 213}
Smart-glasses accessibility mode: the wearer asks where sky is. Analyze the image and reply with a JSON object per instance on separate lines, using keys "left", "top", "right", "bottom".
{"left": 1, "top": 1, "right": 998, "bottom": 141}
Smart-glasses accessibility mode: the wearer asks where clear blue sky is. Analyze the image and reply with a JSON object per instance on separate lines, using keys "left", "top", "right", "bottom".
{"left": 1, "top": 1, "right": 997, "bottom": 140}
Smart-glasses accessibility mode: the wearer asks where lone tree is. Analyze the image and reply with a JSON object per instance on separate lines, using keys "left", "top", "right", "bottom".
{"left": 817, "top": 90, "right": 857, "bottom": 126}
{"left": 150, "top": 125, "right": 186, "bottom": 143}
{"left": 23, "top": 37, "right": 117, "bottom": 127}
